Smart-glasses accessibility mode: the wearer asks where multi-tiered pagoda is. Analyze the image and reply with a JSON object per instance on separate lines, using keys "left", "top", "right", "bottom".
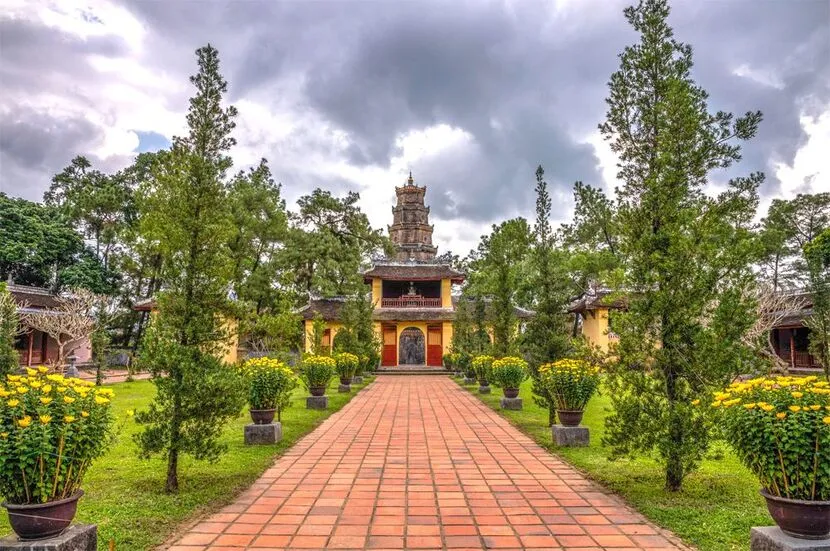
{"left": 298, "top": 173, "right": 531, "bottom": 368}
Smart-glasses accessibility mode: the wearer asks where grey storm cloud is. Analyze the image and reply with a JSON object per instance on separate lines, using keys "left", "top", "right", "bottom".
{"left": 1, "top": 0, "right": 828, "bottom": 224}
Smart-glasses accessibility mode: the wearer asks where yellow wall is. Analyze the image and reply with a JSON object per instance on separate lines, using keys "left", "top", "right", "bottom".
{"left": 220, "top": 317, "right": 239, "bottom": 364}
{"left": 303, "top": 320, "right": 343, "bottom": 353}
{"left": 441, "top": 278, "right": 452, "bottom": 308}
{"left": 371, "top": 278, "right": 382, "bottom": 305}
{"left": 441, "top": 321, "right": 453, "bottom": 355}
{"left": 580, "top": 308, "right": 612, "bottom": 352}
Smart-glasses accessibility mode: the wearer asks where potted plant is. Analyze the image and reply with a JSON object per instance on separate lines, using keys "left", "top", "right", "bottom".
{"left": 492, "top": 356, "right": 528, "bottom": 398}
{"left": 335, "top": 352, "right": 359, "bottom": 391}
{"left": 0, "top": 368, "right": 115, "bottom": 540}
{"left": 443, "top": 353, "right": 454, "bottom": 372}
{"left": 239, "top": 357, "right": 298, "bottom": 424}
{"left": 539, "top": 359, "right": 600, "bottom": 427}
{"left": 300, "top": 355, "right": 336, "bottom": 397}
{"left": 459, "top": 352, "right": 476, "bottom": 384}
{"left": 713, "top": 375, "right": 830, "bottom": 539}
{"left": 472, "top": 355, "right": 494, "bottom": 393}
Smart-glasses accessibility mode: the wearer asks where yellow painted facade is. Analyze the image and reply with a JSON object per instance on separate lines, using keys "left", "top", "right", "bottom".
{"left": 579, "top": 307, "right": 618, "bottom": 352}
{"left": 145, "top": 309, "right": 240, "bottom": 363}
{"left": 441, "top": 279, "right": 452, "bottom": 308}
{"left": 303, "top": 320, "right": 343, "bottom": 353}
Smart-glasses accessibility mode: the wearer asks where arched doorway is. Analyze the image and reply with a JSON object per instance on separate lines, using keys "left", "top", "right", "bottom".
{"left": 399, "top": 327, "right": 425, "bottom": 365}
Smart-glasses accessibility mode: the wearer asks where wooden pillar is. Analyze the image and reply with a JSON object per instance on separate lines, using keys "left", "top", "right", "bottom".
{"left": 789, "top": 331, "right": 795, "bottom": 368}
{"left": 26, "top": 332, "right": 33, "bottom": 366}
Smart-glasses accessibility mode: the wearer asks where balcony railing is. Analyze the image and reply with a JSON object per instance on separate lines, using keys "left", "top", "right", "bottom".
{"left": 776, "top": 349, "right": 820, "bottom": 368}
{"left": 381, "top": 296, "right": 442, "bottom": 308}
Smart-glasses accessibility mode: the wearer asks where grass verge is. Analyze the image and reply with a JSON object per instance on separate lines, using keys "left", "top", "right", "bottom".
{"left": 1, "top": 376, "right": 374, "bottom": 550}
{"left": 460, "top": 378, "right": 769, "bottom": 551}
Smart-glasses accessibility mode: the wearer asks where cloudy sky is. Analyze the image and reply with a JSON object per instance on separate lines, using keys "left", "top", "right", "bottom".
{"left": 1, "top": 0, "right": 828, "bottom": 255}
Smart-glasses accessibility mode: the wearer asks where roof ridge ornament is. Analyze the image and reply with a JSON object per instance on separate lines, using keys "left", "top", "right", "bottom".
{"left": 407, "top": 171, "right": 414, "bottom": 186}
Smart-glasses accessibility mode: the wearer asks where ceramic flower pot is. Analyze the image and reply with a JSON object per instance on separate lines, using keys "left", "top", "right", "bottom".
{"left": 3, "top": 490, "right": 84, "bottom": 540}
{"left": 250, "top": 408, "right": 276, "bottom": 425}
{"left": 339, "top": 376, "right": 353, "bottom": 385}
{"left": 503, "top": 388, "right": 520, "bottom": 399}
{"left": 557, "top": 409, "right": 585, "bottom": 427}
{"left": 760, "top": 489, "right": 830, "bottom": 539}
{"left": 309, "top": 386, "right": 326, "bottom": 397}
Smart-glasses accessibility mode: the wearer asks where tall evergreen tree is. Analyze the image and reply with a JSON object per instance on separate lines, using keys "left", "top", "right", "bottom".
{"left": 522, "top": 166, "right": 573, "bottom": 425}
{"left": 600, "top": 0, "right": 763, "bottom": 491}
{"left": 0, "top": 283, "right": 20, "bottom": 377}
{"left": 133, "top": 45, "right": 245, "bottom": 493}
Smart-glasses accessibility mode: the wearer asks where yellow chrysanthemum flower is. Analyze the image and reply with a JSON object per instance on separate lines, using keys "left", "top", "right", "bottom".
{"left": 40, "top": 397, "right": 52, "bottom": 405}
{"left": 791, "top": 391, "right": 804, "bottom": 399}
{"left": 0, "top": 390, "right": 9, "bottom": 398}
{"left": 63, "top": 396, "right": 75, "bottom": 404}
{"left": 824, "top": 417, "right": 830, "bottom": 425}
{"left": 691, "top": 399, "right": 700, "bottom": 406}
{"left": 37, "top": 366, "right": 48, "bottom": 374}
{"left": 776, "top": 412, "right": 787, "bottom": 420}
{"left": 64, "top": 415, "right": 75, "bottom": 423}
{"left": 0, "top": 432, "right": 8, "bottom": 438}
{"left": 94, "top": 396, "right": 110, "bottom": 405}
{"left": 18, "top": 416, "right": 32, "bottom": 428}
{"left": 16, "top": 387, "right": 28, "bottom": 394}
{"left": 56, "top": 386, "right": 67, "bottom": 393}
{"left": 789, "top": 406, "right": 802, "bottom": 413}
{"left": 29, "top": 380, "right": 42, "bottom": 389}
{"left": 39, "top": 415, "right": 51, "bottom": 425}
{"left": 80, "top": 411, "right": 89, "bottom": 418}
{"left": 810, "top": 405, "right": 822, "bottom": 411}
{"left": 743, "top": 403, "right": 756, "bottom": 409}
{"left": 760, "top": 404, "right": 775, "bottom": 412}
{"left": 6, "top": 399, "right": 19, "bottom": 407}
{"left": 26, "top": 368, "right": 37, "bottom": 376}
{"left": 42, "top": 385, "right": 52, "bottom": 393}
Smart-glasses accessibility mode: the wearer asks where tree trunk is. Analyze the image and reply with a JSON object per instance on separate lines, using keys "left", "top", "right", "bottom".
{"left": 548, "top": 405, "right": 556, "bottom": 427}
{"left": 165, "top": 447, "right": 178, "bottom": 493}
{"left": 665, "top": 447, "right": 683, "bottom": 492}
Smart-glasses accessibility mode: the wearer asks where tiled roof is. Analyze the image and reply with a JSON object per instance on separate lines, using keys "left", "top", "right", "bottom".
{"left": 296, "top": 297, "right": 349, "bottom": 320}
{"left": 7, "top": 284, "right": 60, "bottom": 309}
{"left": 567, "top": 289, "right": 627, "bottom": 313}
{"left": 362, "top": 261, "right": 465, "bottom": 282}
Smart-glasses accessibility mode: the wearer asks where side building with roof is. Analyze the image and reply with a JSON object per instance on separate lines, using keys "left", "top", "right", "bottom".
{"left": 296, "top": 173, "right": 532, "bottom": 368}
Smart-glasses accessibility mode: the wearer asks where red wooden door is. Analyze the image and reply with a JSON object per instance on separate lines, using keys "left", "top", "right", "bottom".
{"left": 427, "top": 326, "right": 443, "bottom": 366}
{"left": 382, "top": 326, "right": 397, "bottom": 366}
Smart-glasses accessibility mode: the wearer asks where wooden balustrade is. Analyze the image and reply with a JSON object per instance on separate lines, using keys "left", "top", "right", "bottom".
{"left": 381, "top": 296, "right": 442, "bottom": 308}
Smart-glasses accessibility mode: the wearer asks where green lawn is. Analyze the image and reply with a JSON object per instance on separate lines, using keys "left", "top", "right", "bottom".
{"left": 1, "top": 376, "right": 374, "bottom": 550}
{"left": 460, "top": 378, "right": 770, "bottom": 551}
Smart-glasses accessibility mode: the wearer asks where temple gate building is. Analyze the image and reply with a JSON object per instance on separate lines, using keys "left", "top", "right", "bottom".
{"left": 298, "top": 173, "right": 531, "bottom": 368}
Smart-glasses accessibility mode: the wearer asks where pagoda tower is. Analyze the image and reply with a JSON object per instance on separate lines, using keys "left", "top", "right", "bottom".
{"left": 388, "top": 172, "right": 438, "bottom": 261}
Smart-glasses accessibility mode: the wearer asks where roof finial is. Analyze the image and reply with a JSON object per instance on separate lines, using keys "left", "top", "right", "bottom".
{"left": 407, "top": 171, "right": 414, "bottom": 186}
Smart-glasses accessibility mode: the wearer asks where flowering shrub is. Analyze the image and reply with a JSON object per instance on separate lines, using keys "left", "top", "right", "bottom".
{"left": 712, "top": 375, "right": 830, "bottom": 500}
{"left": 443, "top": 353, "right": 455, "bottom": 369}
{"left": 492, "top": 357, "right": 528, "bottom": 389}
{"left": 472, "top": 355, "right": 494, "bottom": 384}
{"left": 0, "top": 368, "right": 115, "bottom": 504}
{"left": 239, "top": 357, "right": 298, "bottom": 418}
{"left": 539, "top": 359, "right": 600, "bottom": 411}
{"left": 334, "top": 352, "right": 359, "bottom": 380}
{"left": 300, "top": 355, "right": 336, "bottom": 390}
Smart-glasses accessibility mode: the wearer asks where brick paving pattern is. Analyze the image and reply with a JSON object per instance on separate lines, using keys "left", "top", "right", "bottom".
{"left": 171, "top": 376, "right": 685, "bottom": 550}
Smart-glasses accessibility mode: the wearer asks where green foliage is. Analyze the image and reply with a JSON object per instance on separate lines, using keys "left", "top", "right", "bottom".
{"left": 600, "top": 0, "right": 763, "bottom": 491}
{"left": 539, "top": 359, "right": 600, "bottom": 411}
{"left": 714, "top": 375, "right": 830, "bottom": 500}
{"left": 309, "top": 314, "right": 328, "bottom": 356}
{"left": 467, "top": 219, "right": 532, "bottom": 356}
{"left": 133, "top": 45, "right": 245, "bottom": 493}
{"left": 442, "top": 353, "right": 454, "bottom": 369}
{"left": 472, "top": 355, "right": 494, "bottom": 384}
{"left": 806, "top": 229, "right": 830, "bottom": 377}
{"left": 760, "top": 194, "right": 830, "bottom": 291}
{"left": 0, "top": 284, "right": 18, "bottom": 377}
{"left": 492, "top": 356, "right": 528, "bottom": 389}
{"left": 0, "top": 370, "right": 115, "bottom": 504}
{"left": 284, "top": 189, "right": 391, "bottom": 298}
{"left": 334, "top": 352, "right": 359, "bottom": 380}
{"left": 332, "top": 293, "right": 380, "bottom": 372}
{"left": 239, "top": 357, "right": 298, "bottom": 421}
{"left": 242, "top": 308, "right": 303, "bottom": 356}
{"left": 0, "top": 194, "right": 113, "bottom": 292}
{"left": 300, "top": 355, "right": 336, "bottom": 390}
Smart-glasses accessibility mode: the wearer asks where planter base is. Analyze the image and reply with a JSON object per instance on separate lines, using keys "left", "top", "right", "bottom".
{"left": 244, "top": 422, "right": 282, "bottom": 445}
{"left": 338, "top": 384, "right": 351, "bottom": 393}
{"left": 552, "top": 425, "right": 589, "bottom": 447}
{"left": 500, "top": 397, "right": 523, "bottom": 410}
{"left": 0, "top": 524, "right": 97, "bottom": 549}
{"left": 306, "top": 396, "right": 328, "bottom": 410}
{"left": 353, "top": 376, "right": 363, "bottom": 384}
{"left": 751, "top": 527, "right": 830, "bottom": 551}
{"left": 478, "top": 385, "right": 491, "bottom": 394}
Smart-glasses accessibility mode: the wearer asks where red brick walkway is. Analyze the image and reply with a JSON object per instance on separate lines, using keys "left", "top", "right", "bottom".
{"left": 171, "top": 376, "right": 685, "bottom": 550}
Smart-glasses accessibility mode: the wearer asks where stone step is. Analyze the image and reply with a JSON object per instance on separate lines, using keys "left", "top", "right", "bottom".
{"left": 374, "top": 366, "right": 451, "bottom": 376}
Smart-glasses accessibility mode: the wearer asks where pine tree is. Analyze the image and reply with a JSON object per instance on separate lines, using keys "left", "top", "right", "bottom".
{"left": 0, "top": 283, "right": 19, "bottom": 376}
{"left": 522, "top": 166, "right": 573, "bottom": 425}
{"left": 134, "top": 45, "right": 245, "bottom": 493}
{"left": 805, "top": 229, "right": 830, "bottom": 379}
{"left": 600, "top": 0, "right": 763, "bottom": 491}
